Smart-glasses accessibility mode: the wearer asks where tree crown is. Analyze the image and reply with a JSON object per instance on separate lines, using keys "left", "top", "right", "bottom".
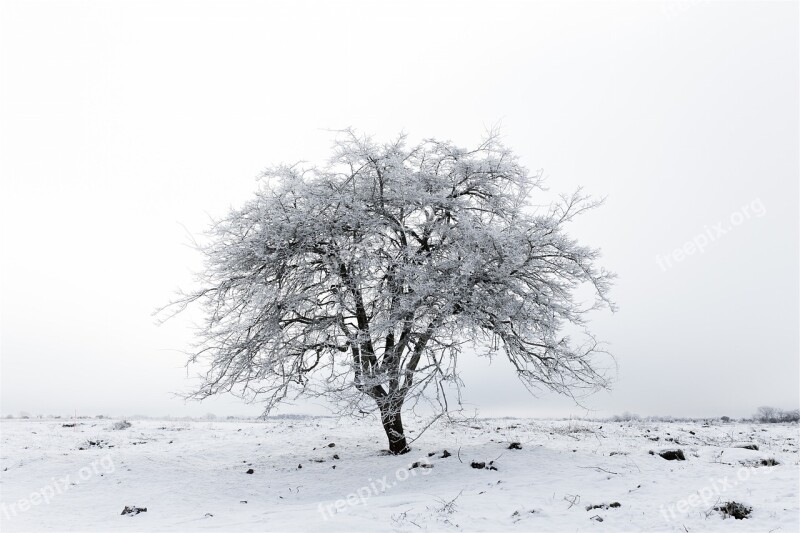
{"left": 166, "top": 130, "right": 615, "bottom": 417}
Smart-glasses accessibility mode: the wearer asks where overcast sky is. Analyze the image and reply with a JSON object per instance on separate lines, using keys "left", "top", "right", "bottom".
{"left": 1, "top": 1, "right": 797, "bottom": 419}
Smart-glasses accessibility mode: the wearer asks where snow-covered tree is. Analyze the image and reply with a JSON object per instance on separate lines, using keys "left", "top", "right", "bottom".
{"left": 165, "top": 130, "right": 615, "bottom": 454}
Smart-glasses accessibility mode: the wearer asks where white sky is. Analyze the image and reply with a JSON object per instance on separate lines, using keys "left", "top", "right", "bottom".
{"left": 1, "top": 0, "right": 798, "bottom": 419}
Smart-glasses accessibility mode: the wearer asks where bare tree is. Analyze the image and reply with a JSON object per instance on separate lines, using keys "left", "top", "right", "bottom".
{"left": 756, "top": 406, "right": 778, "bottom": 422}
{"left": 163, "top": 130, "right": 615, "bottom": 454}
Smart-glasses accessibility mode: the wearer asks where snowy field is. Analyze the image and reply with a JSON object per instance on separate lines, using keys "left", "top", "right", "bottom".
{"left": 1, "top": 417, "right": 797, "bottom": 532}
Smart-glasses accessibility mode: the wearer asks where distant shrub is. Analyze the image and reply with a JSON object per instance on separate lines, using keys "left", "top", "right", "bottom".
{"left": 111, "top": 420, "right": 132, "bottom": 430}
{"left": 649, "top": 415, "right": 676, "bottom": 423}
{"left": 721, "top": 416, "right": 731, "bottom": 423}
{"left": 780, "top": 410, "right": 800, "bottom": 423}
{"left": 611, "top": 411, "right": 641, "bottom": 422}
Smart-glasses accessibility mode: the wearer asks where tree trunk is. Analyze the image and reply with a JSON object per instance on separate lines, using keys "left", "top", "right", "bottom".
{"left": 380, "top": 403, "right": 409, "bottom": 455}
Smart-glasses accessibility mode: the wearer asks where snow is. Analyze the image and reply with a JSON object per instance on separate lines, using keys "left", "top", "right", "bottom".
{"left": 1, "top": 417, "right": 797, "bottom": 531}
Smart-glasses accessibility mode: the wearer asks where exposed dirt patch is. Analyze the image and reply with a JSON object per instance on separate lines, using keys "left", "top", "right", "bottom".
{"left": 715, "top": 501, "right": 751, "bottom": 520}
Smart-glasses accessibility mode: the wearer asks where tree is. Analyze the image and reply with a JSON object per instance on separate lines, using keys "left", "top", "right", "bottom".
{"left": 756, "top": 406, "right": 778, "bottom": 423}
{"left": 165, "top": 130, "right": 615, "bottom": 454}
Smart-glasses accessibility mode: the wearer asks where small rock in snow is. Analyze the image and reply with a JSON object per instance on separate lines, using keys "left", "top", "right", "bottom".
{"left": 657, "top": 449, "right": 685, "bottom": 461}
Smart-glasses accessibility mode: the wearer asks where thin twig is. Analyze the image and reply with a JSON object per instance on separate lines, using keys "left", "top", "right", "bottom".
{"left": 576, "top": 466, "right": 619, "bottom": 475}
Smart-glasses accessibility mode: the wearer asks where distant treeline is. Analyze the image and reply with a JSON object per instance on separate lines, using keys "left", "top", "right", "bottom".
{"left": 753, "top": 406, "right": 800, "bottom": 423}
{"left": 2, "top": 413, "right": 333, "bottom": 421}
{"left": 4, "top": 409, "right": 798, "bottom": 423}
{"left": 606, "top": 407, "right": 799, "bottom": 423}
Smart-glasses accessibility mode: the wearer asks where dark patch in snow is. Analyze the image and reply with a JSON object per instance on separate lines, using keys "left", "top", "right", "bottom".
{"left": 586, "top": 502, "right": 621, "bottom": 511}
{"left": 653, "top": 449, "right": 685, "bottom": 460}
{"left": 79, "top": 439, "right": 111, "bottom": 450}
{"left": 121, "top": 506, "right": 147, "bottom": 516}
{"left": 715, "top": 501, "right": 751, "bottom": 520}
{"left": 741, "top": 458, "right": 779, "bottom": 467}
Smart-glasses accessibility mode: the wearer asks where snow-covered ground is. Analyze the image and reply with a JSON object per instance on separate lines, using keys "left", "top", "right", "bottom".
{"left": 0, "top": 416, "right": 797, "bottom": 532}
